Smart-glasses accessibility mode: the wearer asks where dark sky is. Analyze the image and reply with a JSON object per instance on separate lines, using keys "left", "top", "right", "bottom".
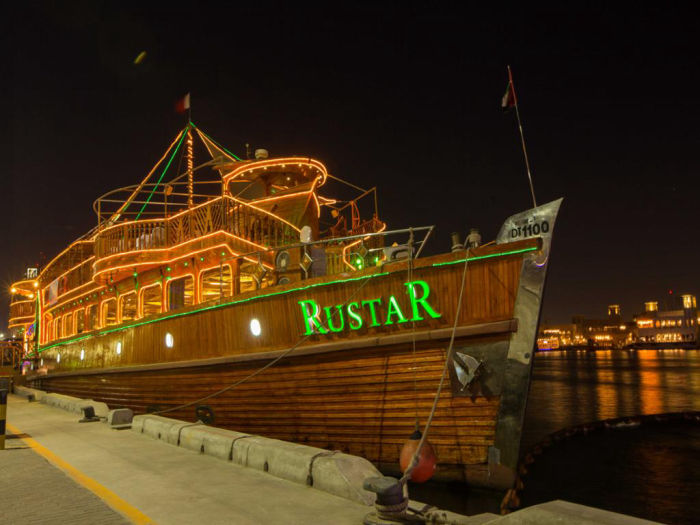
{"left": 3, "top": 2, "right": 699, "bottom": 331}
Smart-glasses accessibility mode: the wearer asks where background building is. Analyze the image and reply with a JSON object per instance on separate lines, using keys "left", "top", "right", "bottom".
{"left": 634, "top": 294, "right": 698, "bottom": 346}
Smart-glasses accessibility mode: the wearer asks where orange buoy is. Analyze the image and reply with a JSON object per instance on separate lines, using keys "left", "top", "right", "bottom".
{"left": 399, "top": 428, "right": 437, "bottom": 483}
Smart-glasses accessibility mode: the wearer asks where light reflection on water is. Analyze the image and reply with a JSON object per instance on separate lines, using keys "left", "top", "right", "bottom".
{"left": 523, "top": 348, "right": 700, "bottom": 449}
{"left": 411, "top": 349, "right": 700, "bottom": 521}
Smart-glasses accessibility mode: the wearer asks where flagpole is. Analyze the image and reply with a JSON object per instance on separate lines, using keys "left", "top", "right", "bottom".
{"left": 508, "top": 65, "right": 537, "bottom": 208}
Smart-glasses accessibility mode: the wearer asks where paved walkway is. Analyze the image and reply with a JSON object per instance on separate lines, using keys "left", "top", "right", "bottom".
{"left": 1, "top": 445, "right": 128, "bottom": 524}
{"left": 2, "top": 394, "right": 372, "bottom": 524}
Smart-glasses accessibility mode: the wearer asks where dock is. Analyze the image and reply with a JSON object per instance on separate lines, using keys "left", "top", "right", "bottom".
{"left": 0, "top": 389, "right": 660, "bottom": 524}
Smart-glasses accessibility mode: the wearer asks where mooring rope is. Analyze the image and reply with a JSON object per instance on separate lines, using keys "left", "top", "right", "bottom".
{"left": 400, "top": 235, "right": 472, "bottom": 484}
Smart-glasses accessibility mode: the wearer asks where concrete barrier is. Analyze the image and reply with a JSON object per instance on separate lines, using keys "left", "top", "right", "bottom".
{"left": 40, "top": 393, "right": 110, "bottom": 418}
{"left": 133, "top": 414, "right": 193, "bottom": 445}
{"left": 178, "top": 424, "right": 250, "bottom": 461}
{"left": 13, "top": 386, "right": 46, "bottom": 402}
{"left": 132, "top": 414, "right": 380, "bottom": 505}
{"left": 311, "top": 452, "right": 380, "bottom": 506}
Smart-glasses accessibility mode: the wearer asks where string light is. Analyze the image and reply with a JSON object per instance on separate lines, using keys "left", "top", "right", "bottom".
{"left": 222, "top": 157, "right": 328, "bottom": 186}
{"left": 187, "top": 128, "right": 194, "bottom": 209}
{"left": 40, "top": 240, "right": 93, "bottom": 278}
{"left": 94, "top": 229, "right": 270, "bottom": 270}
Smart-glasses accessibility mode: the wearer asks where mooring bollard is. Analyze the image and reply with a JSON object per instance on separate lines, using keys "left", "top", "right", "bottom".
{"left": 0, "top": 389, "right": 7, "bottom": 450}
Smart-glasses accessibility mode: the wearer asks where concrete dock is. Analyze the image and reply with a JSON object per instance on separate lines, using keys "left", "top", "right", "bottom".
{"left": 1, "top": 390, "right": 661, "bottom": 524}
{"left": 1, "top": 393, "right": 379, "bottom": 524}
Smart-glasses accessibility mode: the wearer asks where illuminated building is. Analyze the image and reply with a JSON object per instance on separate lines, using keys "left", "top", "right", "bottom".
{"left": 634, "top": 294, "right": 698, "bottom": 347}
{"left": 537, "top": 304, "right": 632, "bottom": 350}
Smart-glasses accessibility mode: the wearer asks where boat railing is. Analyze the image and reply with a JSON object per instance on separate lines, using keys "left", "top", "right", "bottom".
{"left": 9, "top": 300, "right": 35, "bottom": 322}
{"left": 94, "top": 196, "right": 298, "bottom": 259}
{"left": 0, "top": 340, "right": 24, "bottom": 369}
{"left": 220, "top": 224, "right": 434, "bottom": 281}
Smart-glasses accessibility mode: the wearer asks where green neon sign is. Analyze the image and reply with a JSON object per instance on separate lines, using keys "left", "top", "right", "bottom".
{"left": 298, "top": 280, "right": 441, "bottom": 336}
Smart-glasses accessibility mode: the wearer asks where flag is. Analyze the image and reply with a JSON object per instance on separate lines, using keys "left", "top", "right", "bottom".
{"left": 501, "top": 81, "right": 515, "bottom": 112}
{"left": 175, "top": 93, "right": 191, "bottom": 113}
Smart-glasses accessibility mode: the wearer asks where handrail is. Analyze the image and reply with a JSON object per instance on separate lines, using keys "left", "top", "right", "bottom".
{"left": 94, "top": 196, "right": 299, "bottom": 259}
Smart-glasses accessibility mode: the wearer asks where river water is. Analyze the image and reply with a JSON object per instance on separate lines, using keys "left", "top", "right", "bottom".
{"left": 410, "top": 349, "right": 700, "bottom": 524}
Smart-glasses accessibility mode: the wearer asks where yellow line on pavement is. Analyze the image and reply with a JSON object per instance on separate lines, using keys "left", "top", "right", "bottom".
{"left": 6, "top": 422, "right": 155, "bottom": 524}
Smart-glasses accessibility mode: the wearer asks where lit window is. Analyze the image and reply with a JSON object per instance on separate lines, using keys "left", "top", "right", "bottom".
{"left": 80, "top": 348, "right": 85, "bottom": 361}
{"left": 56, "top": 353, "right": 61, "bottom": 363}
{"left": 201, "top": 266, "right": 232, "bottom": 302}
{"left": 116, "top": 341, "right": 122, "bottom": 355}
{"left": 87, "top": 304, "right": 98, "bottom": 331}
{"left": 165, "top": 332, "right": 174, "bottom": 348}
{"left": 120, "top": 292, "right": 137, "bottom": 322}
{"left": 102, "top": 299, "right": 117, "bottom": 326}
{"left": 141, "top": 284, "right": 162, "bottom": 317}
{"left": 168, "top": 276, "right": 194, "bottom": 311}
{"left": 76, "top": 308, "right": 85, "bottom": 333}
{"left": 64, "top": 312, "right": 73, "bottom": 337}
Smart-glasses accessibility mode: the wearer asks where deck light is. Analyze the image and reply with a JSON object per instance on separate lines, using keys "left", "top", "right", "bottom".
{"left": 165, "top": 332, "right": 174, "bottom": 348}
{"left": 250, "top": 318, "right": 261, "bottom": 336}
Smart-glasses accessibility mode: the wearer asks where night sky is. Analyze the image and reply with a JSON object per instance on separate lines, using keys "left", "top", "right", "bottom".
{"left": 4, "top": 2, "right": 700, "bottom": 331}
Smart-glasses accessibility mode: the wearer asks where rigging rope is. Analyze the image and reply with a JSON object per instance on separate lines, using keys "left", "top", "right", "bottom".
{"left": 134, "top": 128, "right": 188, "bottom": 220}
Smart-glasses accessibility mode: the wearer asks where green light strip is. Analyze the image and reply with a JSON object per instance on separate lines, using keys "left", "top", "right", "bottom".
{"left": 134, "top": 128, "right": 188, "bottom": 220}
{"left": 35, "top": 245, "right": 538, "bottom": 355}
{"left": 191, "top": 122, "right": 242, "bottom": 161}
{"left": 430, "top": 246, "right": 538, "bottom": 267}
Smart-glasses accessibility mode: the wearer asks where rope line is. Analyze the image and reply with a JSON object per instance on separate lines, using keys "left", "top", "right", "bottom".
{"left": 400, "top": 235, "right": 472, "bottom": 484}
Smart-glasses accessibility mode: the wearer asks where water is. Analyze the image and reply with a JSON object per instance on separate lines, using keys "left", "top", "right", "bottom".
{"left": 521, "top": 349, "right": 700, "bottom": 524}
{"left": 411, "top": 349, "right": 700, "bottom": 523}
{"left": 523, "top": 348, "right": 700, "bottom": 449}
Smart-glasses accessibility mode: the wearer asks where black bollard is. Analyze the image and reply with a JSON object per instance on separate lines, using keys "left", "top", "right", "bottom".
{"left": 0, "top": 389, "right": 7, "bottom": 450}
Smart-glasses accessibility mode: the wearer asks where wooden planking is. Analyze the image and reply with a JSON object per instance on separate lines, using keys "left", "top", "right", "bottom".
{"left": 40, "top": 240, "right": 531, "bottom": 372}
{"left": 36, "top": 341, "right": 504, "bottom": 472}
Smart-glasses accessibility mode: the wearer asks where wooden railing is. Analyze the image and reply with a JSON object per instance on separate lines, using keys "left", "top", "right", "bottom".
{"left": 0, "top": 340, "right": 24, "bottom": 368}
{"left": 10, "top": 300, "right": 34, "bottom": 321}
{"left": 61, "top": 259, "right": 94, "bottom": 293}
{"left": 95, "top": 197, "right": 298, "bottom": 259}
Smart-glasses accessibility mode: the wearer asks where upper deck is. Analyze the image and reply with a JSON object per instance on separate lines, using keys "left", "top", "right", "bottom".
{"left": 11, "top": 124, "right": 386, "bottom": 349}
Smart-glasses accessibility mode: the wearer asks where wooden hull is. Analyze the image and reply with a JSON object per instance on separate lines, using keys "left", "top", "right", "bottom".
{"left": 33, "top": 335, "right": 509, "bottom": 484}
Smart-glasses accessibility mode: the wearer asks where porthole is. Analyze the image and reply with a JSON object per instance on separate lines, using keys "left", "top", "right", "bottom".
{"left": 165, "top": 332, "right": 174, "bottom": 348}
{"left": 250, "top": 318, "right": 262, "bottom": 337}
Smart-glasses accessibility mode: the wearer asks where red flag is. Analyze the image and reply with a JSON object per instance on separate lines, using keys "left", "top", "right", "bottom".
{"left": 501, "top": 81, "right": 515, "bottom": 111}
{"left": 175, "top": 93, "right": 191, "bottom": 113}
